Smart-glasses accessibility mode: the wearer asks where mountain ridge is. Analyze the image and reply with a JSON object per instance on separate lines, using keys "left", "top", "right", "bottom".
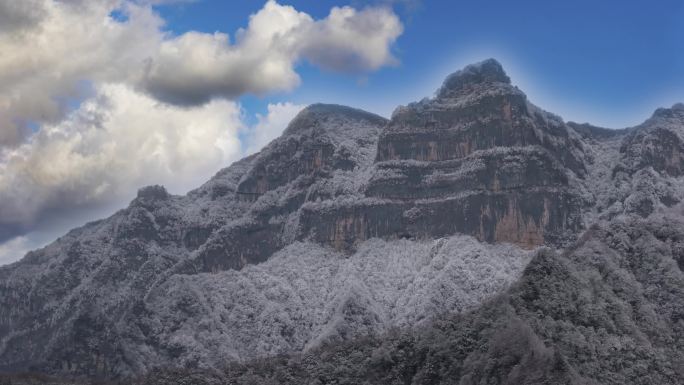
{"left": 1, "top": 59, "right": 684, "bottom": 384}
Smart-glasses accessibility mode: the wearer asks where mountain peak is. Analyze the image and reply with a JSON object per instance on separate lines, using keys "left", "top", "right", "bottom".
{"left": 652, "top": 102, "right": 684, "bottom": 118}
{"left": 282, "top": 103, "right": 387, "bottom": 137}
{"left": 437, "top": 58, "right": 511, "bottom": 98}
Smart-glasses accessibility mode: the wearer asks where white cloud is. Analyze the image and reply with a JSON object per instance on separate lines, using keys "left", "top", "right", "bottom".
{"left": 0, "top": 236, "right": 31, "bottom": 266}
{"left": 299, "top": 5, "right": 402, "bottom": 72}
{"left": 136, "top": 1, "right": 402, "bottom": 105}
{"left": 0, "top": 0, "right": 164, "bottom": 147}
{"left": 0, "top": 0, "right": 402, "bottom": 146}
{"left": 0, "top": 83, "right": 243, "bottom": 229}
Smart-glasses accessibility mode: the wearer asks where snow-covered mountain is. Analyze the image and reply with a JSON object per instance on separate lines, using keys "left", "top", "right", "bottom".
{"left": 1, "top": 59, "right": 684, "bottom": 384}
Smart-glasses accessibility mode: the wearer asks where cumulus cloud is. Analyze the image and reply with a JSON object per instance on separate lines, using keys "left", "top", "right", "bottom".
{"left": 0, "top": 84, "right": 243, "bottom": 234}
{"left": 137, "top": 2, "right": 308, "bottom": 105}
{"left": 136, "top": 1, "right": 402, "bottom": 105}
{"left": 299, "top": 6, "right": 402, "bottom": 72}
{"left": 0, "top": 0, "right": 402, "bottom": 146}
{"left": 0, "top": 0, "right": 163, "bottom": 147}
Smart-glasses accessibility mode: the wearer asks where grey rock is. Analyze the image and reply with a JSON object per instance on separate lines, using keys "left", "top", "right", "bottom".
{"left": 620, "top": 103, "right": 684, "bottom": 177}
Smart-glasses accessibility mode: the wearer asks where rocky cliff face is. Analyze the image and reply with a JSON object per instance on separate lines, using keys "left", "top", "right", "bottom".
{"left": 292, "top": 60, "right": 587, "bottom": 252}
{"left": 366, "top": 59, "right": 586, "bottom": 248}
{"left": 1, "top": 59, "right": 684, "bottom": 384}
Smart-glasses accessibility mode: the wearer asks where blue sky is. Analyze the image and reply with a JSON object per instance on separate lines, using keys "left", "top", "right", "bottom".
{"left": 158, "top": 0, "right": 684, "bottom": 128}
{"left": 0, "top": 0, "right": 682, "bottom": 264}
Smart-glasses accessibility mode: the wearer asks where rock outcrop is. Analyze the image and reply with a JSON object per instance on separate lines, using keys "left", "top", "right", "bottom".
{"left": 620, "top": 103, "right": 684, "bottom": 177}
{"left": 298, "top": 59, "right": 587, "bottom": 249}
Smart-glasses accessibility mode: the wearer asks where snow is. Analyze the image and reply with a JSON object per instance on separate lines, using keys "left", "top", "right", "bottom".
{"left": 133, "top": 234, "right": 533, "bottom": 370}
{"left": 579, "top": 104, "right": 684, "bottom": 224}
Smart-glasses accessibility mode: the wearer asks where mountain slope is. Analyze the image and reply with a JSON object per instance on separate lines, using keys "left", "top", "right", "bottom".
{"left": 146, "top": 210, "right": 683, "bottom": 385}
{"left": 1, "top": 59, "right": 684, "bottom": 384}
{"left": 0, "top": 103, "right": 388, "bottom": 376}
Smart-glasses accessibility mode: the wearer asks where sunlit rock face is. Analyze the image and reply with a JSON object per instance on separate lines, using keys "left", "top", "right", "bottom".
{"left": 2, "top": 60, "right": 684, "bottom": 383}
{"left": 303, "top": 59, "right": 588, "bottom": 250}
